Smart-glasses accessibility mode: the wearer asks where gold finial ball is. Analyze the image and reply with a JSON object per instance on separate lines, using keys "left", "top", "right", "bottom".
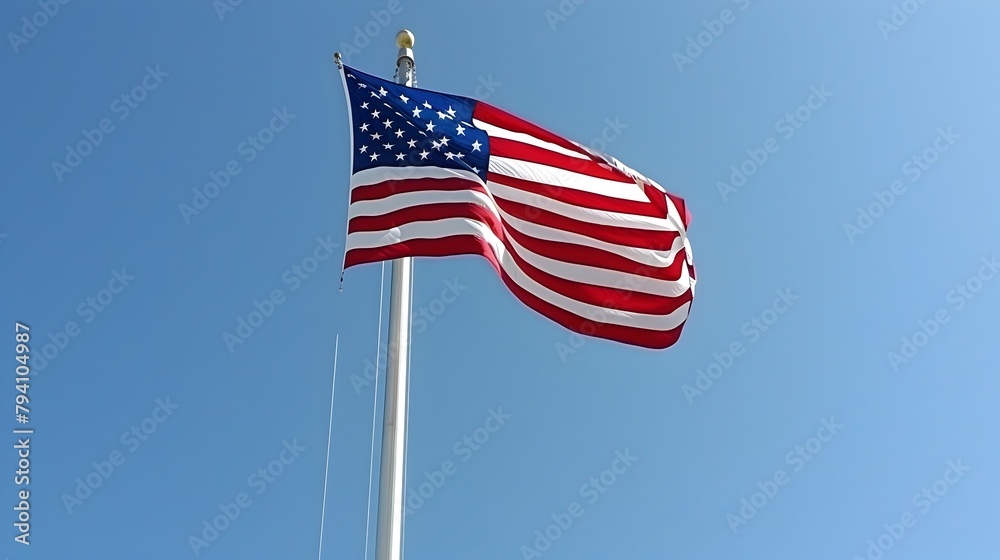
{"left": 395, "top": 29, "right": 414, "bottom": 48}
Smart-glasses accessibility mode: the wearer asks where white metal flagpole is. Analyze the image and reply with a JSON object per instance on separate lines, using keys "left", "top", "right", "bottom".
{"left": 373, "top": 29, "right": 417, "bottom": 560}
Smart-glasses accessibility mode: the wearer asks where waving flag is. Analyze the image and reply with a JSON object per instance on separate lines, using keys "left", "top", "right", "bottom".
{"left": 338, "top": 65, "right": 695, "bottom": 349}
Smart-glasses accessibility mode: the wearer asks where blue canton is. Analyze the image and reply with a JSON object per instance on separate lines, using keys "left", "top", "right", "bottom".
{"left": 343, "top": 66, "right": 489, "bottom": 183}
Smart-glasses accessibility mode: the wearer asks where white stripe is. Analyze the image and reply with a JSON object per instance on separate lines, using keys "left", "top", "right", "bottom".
{"left": 347, "top": 186, "right": 686, "bottom": 270}
{"left": 571, "top": 143, "right": 670, "bottom": 195}
{"left": 487, "top": 181, "right": 680, "bottom": 232}
{"left": 349, "top": 152, "right": 685, "bottom": 240}
{"left": 348, "top": 189, "right": 494, "bottom": 218}
{"left": 496, "top": 209, "right": 687, "bottom": 268}
{"left": 346, "top": 190, "right": 690, "bottom": 297}
{"left": 473, "top": 118, "right": 589, "bottom": 160}
{"left": 504, "top": 234, "right": 692, "bottom": 298}
{"left": 489, "top": 156, "right": 649, "bottom": 202}
{"left": 350, "top": 166, "right": 676, "bottom": 233}
{"left": 350, "top": 166, "right": 484, "bottom": 189}
{"left": 346, "top": 218, "right": 691, "bottom": 331}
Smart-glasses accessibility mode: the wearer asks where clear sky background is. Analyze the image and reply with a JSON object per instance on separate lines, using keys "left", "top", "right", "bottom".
{"left": 2, "top": 1, "right": 999, "bottom": 559}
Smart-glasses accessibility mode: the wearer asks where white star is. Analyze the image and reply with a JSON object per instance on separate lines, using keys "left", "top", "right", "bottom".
{"left": 412, "top": 107, "right": 422, "bottom": 118}
{"left": 422, "top": 100, "right": 432, "bottom": 109}
{"left": 437, "top": 111, "right": 448, "bottom": 120}
{"left": 383, "top": 143, "right": 394, "bottom": 150}
{"left": 370, "top": 132, "right": 382, "bottom": 140}
{"left": 359, "top": 145, "right": 368, "bottom": 153}
{"left": 471, "top": 140, "right": 482, "bottom": 151}
{"left": 431, "top": 140, "right": 442, "bottom": 150}
{"left": 439, "top": 136, "right": 450, "bottom": 147}
{"left": 361, "top": 102, "right": 369, "bottom": 109}
{"left": 400, "top": 94, "right": 409, "bottom": 104}
{"left": 358, "top": 83, "right": 367, "bottom": 89}
{"left": 472, "top": 166, "right": 479, "bottom": 173}
{"left": 378, "top": 86, "right": 388, "bottom": 97}
{"left": 394, "top": 129, "right": 404, "bottom": 138}
{"left": 370, "top": 91, "right": 381, "bottom": 99}
{"left": 444, "top": 152, "right": 456, "bottom": 160}
{"left": 455, "top": 124, "right": 466, "bottom": 136}
{"left": 383, "top": 118, "right": 393, "bottom": 128}
{"left": 418, "top": 150, "right": 429, "bottom": 159}
{"left": 426, "top": 121, "right": 436, "bottom": 132}
{"left": 359, "top": 123, "right": 369, "bottom": 132}
{"left": 369, "top": 152, "right": 380, "bottom": 161}
{"left": 396, "top": 153, "right": 406, "bottom": 161}
{"left": 371, "top": 109, "right": 380, "bottom": 119}
{"left": 455, "top": 152, "right": 464, "bottom": 159}
{"left": 406, "top": 139, "right": 417, "bottom": 148}
{"left": 446, "top": 106, "right": 457, "bottom": 118}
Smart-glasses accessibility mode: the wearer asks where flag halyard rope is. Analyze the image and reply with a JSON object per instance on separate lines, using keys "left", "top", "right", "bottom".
{"left": 317, "top": 334, "right": 340, "bottom": 560}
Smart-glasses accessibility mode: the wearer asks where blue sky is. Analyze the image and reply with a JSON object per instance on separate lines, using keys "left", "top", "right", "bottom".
{"left": 2, "top": 0, "right": 999, "bottom": 558}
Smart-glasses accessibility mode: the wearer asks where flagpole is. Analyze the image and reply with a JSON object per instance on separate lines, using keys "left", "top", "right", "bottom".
{"left": 374, "top": 29, "right": 416, "bottom": 560}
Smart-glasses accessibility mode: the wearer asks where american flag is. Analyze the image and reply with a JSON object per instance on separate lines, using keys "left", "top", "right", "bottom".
{"left": 339, "top": 65, "right": 695, "bottom": 349}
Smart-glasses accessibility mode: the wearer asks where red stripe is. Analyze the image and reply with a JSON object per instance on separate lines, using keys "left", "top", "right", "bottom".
{"left": 474, "top": 105, "right": 681, "bottom": 226}
{"left": 475, "top": 107, "right": 682, "bottom": 227}
{"left": 490, "top": 195, "right": 680, "bottom": 251}
{"left": 348, "top": 199, "right": 688, "bottom": 282}
{"left": 665, "top": 191, "right": 691, "bottom": 229}
{"left": 489, "top": 137, "right": 630, "bottom": 184}
{"left": 498, "top": 268, "right": 688, "bottom": 349}
{"left": 345, "top": 235, "right": 485, "bottom": 268}
{"left": 501, "top": 224, "right": 689, "bottom": 282}
{"left": 345, "top": 235, "right": 690, "bottom": 349}
{"left": 488, "top": 173, "right": 668, "bottom": 219}
{"left": 474, "top": 102, "right": 594, "bottom": 161}
{"left": 503, "top": 240, "right": 693, "bottom": 315}
{"left": 348, "top": 200, "right": 502, "bottom": 235}
{"left": 347, "top": 204, "right": 690, "bottom": 314}
{"left": 350, "top": 177, "right": 482, "bottom": 203}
